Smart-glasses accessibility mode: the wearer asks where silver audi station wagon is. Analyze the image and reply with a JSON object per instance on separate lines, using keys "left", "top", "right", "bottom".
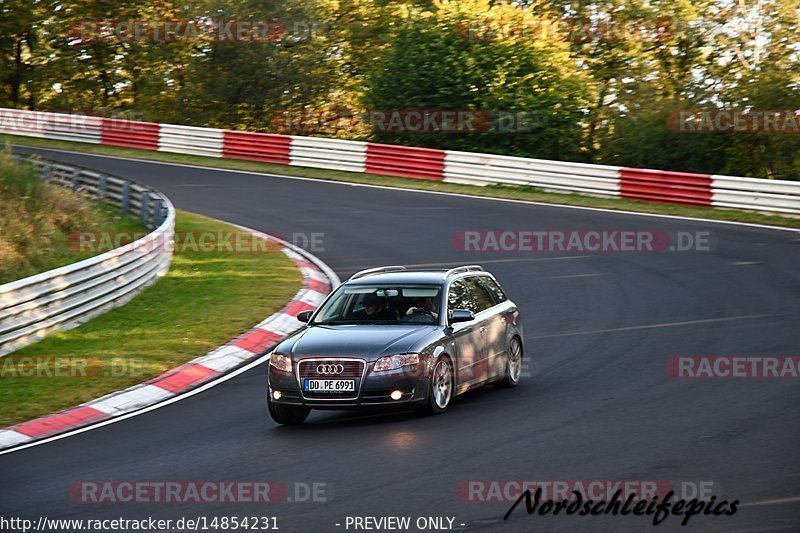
{"left": 266, "top": 265, "right": 523, "bottom": 424}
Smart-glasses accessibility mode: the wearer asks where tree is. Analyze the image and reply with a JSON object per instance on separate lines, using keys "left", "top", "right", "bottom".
{"left": 364, "top": 0, "right": 590, "bottom": 161}
{"left": 0, "top": 0, "right": 43, "bottom": 108}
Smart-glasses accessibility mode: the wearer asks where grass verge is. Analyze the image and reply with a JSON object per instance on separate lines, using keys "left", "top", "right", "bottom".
{"left": 0, "top": 150, "right": 143, "bottom": 283}
{"left": 0, "top": 209, "right": 301, "bottom": 427}
{"left": 3, "top": 133, "right": 800, "bottom": 229}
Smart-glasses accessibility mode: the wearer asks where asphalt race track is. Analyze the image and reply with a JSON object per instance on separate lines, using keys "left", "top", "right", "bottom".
{"left": 2, "top": 147, "right": 799, "bottom": 532}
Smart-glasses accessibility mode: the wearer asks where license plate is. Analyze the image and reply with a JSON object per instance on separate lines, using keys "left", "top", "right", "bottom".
{"left": 304, "top": 379, "right": 356, "bottom": 392}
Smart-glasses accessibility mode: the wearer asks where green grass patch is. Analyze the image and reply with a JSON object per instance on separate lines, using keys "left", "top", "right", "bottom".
{"left": 0, "top": 209, "right": 301, "bottom": 427}
{"left": 3, "top": 133, "right": 800, "bottom": 229}
{"left": 0, "top": 149, "right": 143, "bottom": 283}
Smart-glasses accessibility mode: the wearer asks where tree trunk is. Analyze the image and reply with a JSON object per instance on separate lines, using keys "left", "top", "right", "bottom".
{"left": 586, "top": 78, "right": 610, "bottom": 158}
{"left": 11, "top": 38, "right": 23, "bottom": 106}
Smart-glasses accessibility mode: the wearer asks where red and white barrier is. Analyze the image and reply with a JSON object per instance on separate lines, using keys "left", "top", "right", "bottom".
{"left": 444, "top": 151, "right": 621, "bottom": 196}
{"left": 366, "top": 143, "right": 445, "bottom": 180}
{"left": 102, "top": 119, "right": 160, "bottom": 150}
{"left": 1, "top": 107, "right": 798, "bottom": 215}
{"left": 0, "top": 108, "right": 47, "bottom": 138}
{"left": 290, "top": 136, "right": 366, "bottom": 172}
{"left": 46, "top": 113, "right": 102, "bottom": 144}
{"left": 0, "top": 108, "right": 101, "bottom": 143}
{"left": 0, "top": 227, "right": 337, "bottom": 450}
{"left": 224, "top": 130, "right": 291, "bottom": 164}
{"left": 711, "top": 174, "right": 800, "bottom": 214}
{"left": 159, "top": 123, "right": 224, "bottom": 158}
{"left": 620, "top": 168, "right": 713, "bottom": 206}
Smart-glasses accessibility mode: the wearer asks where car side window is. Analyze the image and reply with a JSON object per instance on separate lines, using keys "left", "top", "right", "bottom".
{"left": 465, "top": 277, "right": 495, "bottom": 313}
{"left": 481, "top": 277, "right": 508, "bottom": 305}
{"left": 448, "top": 279, "right": 475, "bottom": 314}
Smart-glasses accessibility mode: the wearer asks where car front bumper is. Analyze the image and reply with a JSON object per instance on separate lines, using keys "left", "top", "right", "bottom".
{"left": 267, "top": 360, "right": 431, "bottom": 410}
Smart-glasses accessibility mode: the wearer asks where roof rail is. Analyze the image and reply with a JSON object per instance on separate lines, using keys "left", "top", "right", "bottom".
{"left": 443, "top": 265, "right": 484, "bottom": 278}
{"left": 349, "top": 265, "right": 408, "bottom": 280}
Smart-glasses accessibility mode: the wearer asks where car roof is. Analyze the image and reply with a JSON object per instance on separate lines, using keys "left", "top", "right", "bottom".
{"left": 345, "top": 266, "right": 491, "bottom": 286}
{"left": 346, "top": 271, "right": 449, "bottom": 285}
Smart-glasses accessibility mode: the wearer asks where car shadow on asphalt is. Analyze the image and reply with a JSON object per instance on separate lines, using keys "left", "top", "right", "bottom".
{"left": 270, "top": 384, "right": 522, "bottom": 430}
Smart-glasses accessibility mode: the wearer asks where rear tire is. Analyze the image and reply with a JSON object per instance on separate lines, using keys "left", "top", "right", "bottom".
{"left": 267, "top": 396, "right": 310, "bottom": 425}
{"left": 495, "top": 337, "right": 523, "bottom": 388}
{"left": 419, "top": 356, "right": 454, "bottom": 415}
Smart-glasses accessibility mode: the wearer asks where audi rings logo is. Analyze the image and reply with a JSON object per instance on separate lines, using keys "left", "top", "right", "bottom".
{"left": 316, "top": 363, "right": 344, "bottom": 375}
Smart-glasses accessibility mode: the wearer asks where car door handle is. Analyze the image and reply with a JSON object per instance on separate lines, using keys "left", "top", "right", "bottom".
{"left": 479, "top": 326, "right": 486, "bottom": 335}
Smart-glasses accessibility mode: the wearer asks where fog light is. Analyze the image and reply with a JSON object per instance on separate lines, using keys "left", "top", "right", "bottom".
{"left": 390, "top": 390, "right": 403, "bottom": 401}
{"left": 272, "top": 390, "right": 282, "bottom": 400}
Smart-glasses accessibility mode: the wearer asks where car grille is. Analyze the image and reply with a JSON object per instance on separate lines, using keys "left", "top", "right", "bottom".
{"left": 297, "top": 359, "right": 365, "bottom": 400}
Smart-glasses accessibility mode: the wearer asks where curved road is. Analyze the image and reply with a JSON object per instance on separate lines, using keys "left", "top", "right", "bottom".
{"left": 2, "top": 148, "right": 799, "bottom": 532}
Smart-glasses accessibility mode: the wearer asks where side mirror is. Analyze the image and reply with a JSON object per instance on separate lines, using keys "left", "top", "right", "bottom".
{"left": 449, "top": 309, "right": 475, "bottom": 324}
{"left": 297, "top": 310, "right": 313, "bottom": 323}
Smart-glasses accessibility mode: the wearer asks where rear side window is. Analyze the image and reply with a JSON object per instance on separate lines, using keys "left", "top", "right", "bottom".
{"left": 464, "top": 277, "right": 495, "bottom": 313}
{"left": 481, "top": 277, "right": 508, "bottom": 305}
{"left": 447, "top": 279, "right": 475, "bottom": 313}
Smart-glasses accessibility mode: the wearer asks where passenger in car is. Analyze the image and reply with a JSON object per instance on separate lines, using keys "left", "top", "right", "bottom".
{"left": 404, "top": 297, "right": 439, "bottom": 320}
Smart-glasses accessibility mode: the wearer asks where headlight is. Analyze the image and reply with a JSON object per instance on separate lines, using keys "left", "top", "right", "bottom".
{"left": 269, "top": 353, "right": 292, "bottom": 373}
{"left": 373, "top": 353, "right": 420, "bottom": 372}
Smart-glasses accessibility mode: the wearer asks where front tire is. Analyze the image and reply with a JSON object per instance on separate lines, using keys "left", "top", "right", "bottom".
{"left": 495, "top": 337, "right": 523, "bottom": 388}
{"left": 267, "top": 396, "right": 310, "bottom": 425}
{"left": 419, "top": 356, "right": 454, "bottom": 415}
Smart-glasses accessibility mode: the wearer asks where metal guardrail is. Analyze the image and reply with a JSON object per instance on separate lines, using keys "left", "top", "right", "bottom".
{"left": 0, "top": 155, "right": 175, "bottom": 357}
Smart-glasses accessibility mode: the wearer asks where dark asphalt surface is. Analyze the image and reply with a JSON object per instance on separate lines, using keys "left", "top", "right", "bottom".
{"left": 1, "top": 147, "right": 799, "bottom": 532}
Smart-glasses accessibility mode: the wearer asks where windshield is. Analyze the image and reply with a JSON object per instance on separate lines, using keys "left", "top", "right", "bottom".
{"left": 313, "top": 284, "right": 442, "bottom": 325}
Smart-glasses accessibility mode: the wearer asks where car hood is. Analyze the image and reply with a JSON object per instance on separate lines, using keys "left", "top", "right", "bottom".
{"left": 280, "top": 324, "right": 439, "bottom": 360}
